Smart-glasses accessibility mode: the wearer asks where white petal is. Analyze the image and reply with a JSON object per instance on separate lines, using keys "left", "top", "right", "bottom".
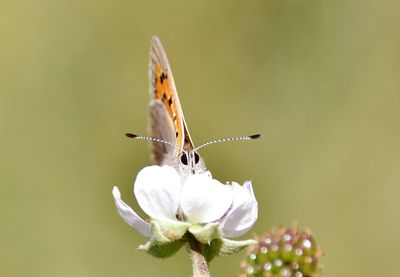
{"left": 134, "top": 166, "right": 182, "bottom": 220}
{"left": 112, "top": 186, "right": 151, "bottom": 237}
{"left": 220, "top": 181, "right": 258, "bottom": 238}
{"left": 180, "top": 173, "right": 233, "bottom": 224}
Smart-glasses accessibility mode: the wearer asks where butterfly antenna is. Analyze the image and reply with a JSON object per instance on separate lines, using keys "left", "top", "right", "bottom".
{"left": 125, "top": 133, "right": 178, "bottom": 148}
{"left": 194, "top": 134, "right": 261, "bottom": 152}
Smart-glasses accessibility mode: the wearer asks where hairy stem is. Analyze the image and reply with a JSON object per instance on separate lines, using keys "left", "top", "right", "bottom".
{"left": 187, "top": 234, "right": 210, "bottom": 277}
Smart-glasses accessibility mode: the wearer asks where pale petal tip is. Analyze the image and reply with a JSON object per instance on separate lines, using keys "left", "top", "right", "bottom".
{"left": 244, "top": 181, "right": 253, "bottom": 192}
{"left": 112, "top": 186, "right": 121, "bottom": 198}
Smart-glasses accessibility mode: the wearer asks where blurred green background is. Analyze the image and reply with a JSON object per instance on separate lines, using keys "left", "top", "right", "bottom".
{"left": 1, "top": 0, "right": 399, "bottom": 276}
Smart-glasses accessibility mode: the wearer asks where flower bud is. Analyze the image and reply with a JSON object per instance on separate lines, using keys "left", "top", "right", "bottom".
{"left": 239, "top": 226, "right": 322, "bottom": 277}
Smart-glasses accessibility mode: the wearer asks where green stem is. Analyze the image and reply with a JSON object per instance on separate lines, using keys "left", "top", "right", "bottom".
{"left": 187, "top": 234, "right": 210, "bottom": 277}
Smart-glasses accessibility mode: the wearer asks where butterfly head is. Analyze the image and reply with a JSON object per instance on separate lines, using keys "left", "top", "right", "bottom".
{"left": 178, "top": 150, "right": 205, "bottom": 175}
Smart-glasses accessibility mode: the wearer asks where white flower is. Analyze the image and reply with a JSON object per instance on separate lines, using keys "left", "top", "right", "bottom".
{"left": 112, "top": 165, "right": 258, "bottom": 239}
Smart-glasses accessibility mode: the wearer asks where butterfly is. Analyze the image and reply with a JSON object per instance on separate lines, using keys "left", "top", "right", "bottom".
{"left": 147, "top": 36, "right": 205, "bottom": 175}
{"left": 126, "top": 36, "right": 260, "bottom": 176}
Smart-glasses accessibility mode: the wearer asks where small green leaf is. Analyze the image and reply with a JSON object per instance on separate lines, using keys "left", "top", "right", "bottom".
{"left": 150, "top": 220, "right": 172, "bottom": 244}
{"left": 137, "top": 219, "right": 190, "bottom": 259}
{"left": 219, "top": 238, "right": 256, "bottom": 256}
{"left": 202, "top": 238, "right": 256, "bottom": 262}
{"left": 189, "top": 223, "right": 220, "bottom": 244}
{"left": 203, "top": 238, "right": 223, "bottom": 262}
{"left": 153, "top": 218, "right": 190, "bottom": 241}
{"left": 138, "top": 239, "right": 185, "bottom": 258}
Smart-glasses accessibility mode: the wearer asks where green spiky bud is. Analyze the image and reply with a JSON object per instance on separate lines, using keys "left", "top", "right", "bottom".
{"left": 239, "top": 226, "right": 322, "bottom": 277}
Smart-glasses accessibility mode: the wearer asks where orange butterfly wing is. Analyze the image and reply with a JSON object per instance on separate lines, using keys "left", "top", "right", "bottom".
{"left": 149, "top": 36, "right": 194, "bottom": 163}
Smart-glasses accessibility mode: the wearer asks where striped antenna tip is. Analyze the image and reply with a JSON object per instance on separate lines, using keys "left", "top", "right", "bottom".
{"left": 249, "top": 134, "right": 261, "bottom": 139}
{"left": 125, "top": 133, "right": 138, "bottom": 138}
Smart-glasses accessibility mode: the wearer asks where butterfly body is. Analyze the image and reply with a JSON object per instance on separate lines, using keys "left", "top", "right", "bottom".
{"left": 148, "top": 36, "right": 206, "bottom": 176}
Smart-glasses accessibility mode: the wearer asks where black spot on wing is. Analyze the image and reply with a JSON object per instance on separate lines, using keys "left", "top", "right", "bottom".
{"left": 160, "top": 72, "right": 168, "bottom": 84}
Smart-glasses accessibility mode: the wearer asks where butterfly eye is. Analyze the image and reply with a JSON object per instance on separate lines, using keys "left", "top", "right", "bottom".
{"left": 194, "top": 152, "right": 200, "bottom": 164}
{"left": 180, "top": 153, "right": 188, "bottom": 165}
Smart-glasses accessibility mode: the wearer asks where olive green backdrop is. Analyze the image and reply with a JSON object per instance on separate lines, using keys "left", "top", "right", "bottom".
{"left": 1, "top": 1, "right": 399, "bottom": 276}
